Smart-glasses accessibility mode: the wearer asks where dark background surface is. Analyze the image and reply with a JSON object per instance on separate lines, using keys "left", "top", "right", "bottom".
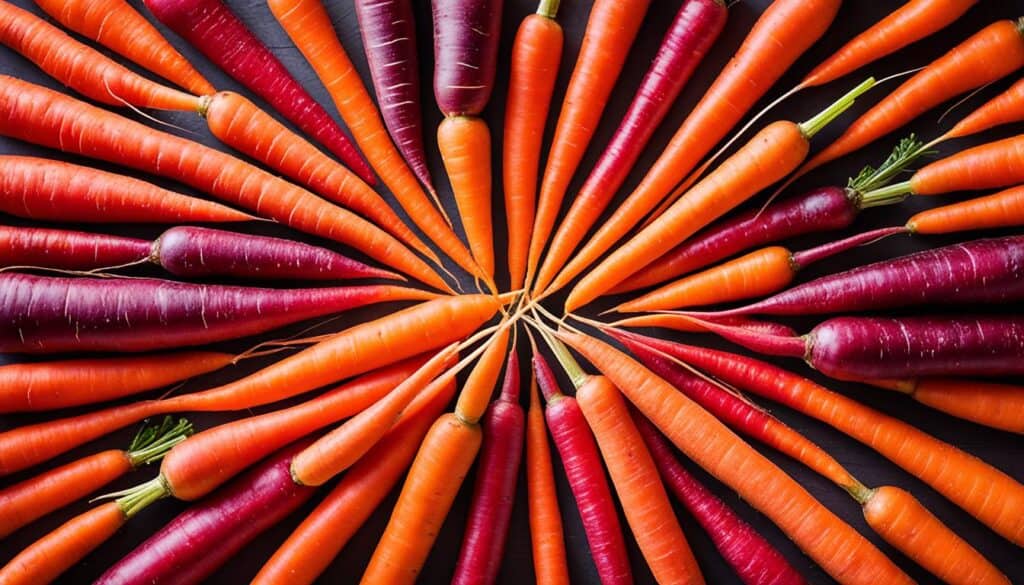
{"left": 2, "top": 0, "right": 1023, "bottom": 583}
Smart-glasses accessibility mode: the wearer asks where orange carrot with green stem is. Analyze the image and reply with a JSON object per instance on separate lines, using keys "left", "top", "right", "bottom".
{"left": 564, "top": 78, "right": 877, "bottom": 311}
{"left": 504, "top": 0, "right": 563, "bottom": 290}
{"left": 540, "top": 0, "right": 842, "bottom": 297}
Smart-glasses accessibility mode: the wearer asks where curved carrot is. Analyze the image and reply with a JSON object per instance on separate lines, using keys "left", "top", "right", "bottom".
{"left": 454, "top": 327, "right": 512, "bottom": 424}
{"left": 525, "top": 0, "right": 651, "bottom": 285}
{"left": 0, "top": 1, "right": 201, "bottom": 111}
{"left": 0, "top": 76, "right": 448, "bottom": 290}
{"left": 868, "top": 378, "right": 1024, "bottom": 434}
{"left": 908, "top": 185, "right": 1024, "bottom": 234}
{"left": 945, "top": 77, "right": 1024, "bottom": 140}
{"left": 504, "top": 0, "right": 563, "bottom": 290}
{"left": 439, "top": 116, "right": 495, "bottom": 281}
{"left": 31, "top": 0, "right": 214, "bottom": 94}
{"left": 266, "top": 0, "right": 480, "bottom": 276}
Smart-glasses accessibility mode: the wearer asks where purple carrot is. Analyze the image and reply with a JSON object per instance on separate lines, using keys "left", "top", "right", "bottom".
{"left": 94, "top": 439, "right": 316, "bottom": 585}
{"left": 453, "top": 351, "right": 525, "bottom": 585}
{"left": 354, "top": 0, "right": 433, "bottom": 191}
{"left": 0, "top": 225, "right": 150, "bottom": 271}
{"left": 142, "top": 0, "right": 374, "bottom": 184}
{"left": 698, "top": 236, "right": 1024, "bottom": 317}
{"left": 0, "top": 272, "right": 436, "bottom": 353}
{"left": 632, "top": 412, "right": 806, "bottom": 585}
{"left": 532, "top": 350, "right": 632, "bottom": 585}
{"left": 615, "top": 136, "right": 928, "bottom": 293}
{"left": 432, "top": 0, "right": 504, "bottom": 116}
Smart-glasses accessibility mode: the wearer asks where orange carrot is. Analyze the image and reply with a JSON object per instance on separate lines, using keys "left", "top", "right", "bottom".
{"left": 525, "top": 0, "right": 651, "bottom": 286}
{"left": 32, "top": 0, "right": 214, "bottom": 94}
{"left": 944, "top": 77, "right": 1024, "bottom": 140}
{"left": 542, "top": 0, "right": 842, "bottom": 296}
{"left": 439, "top": 116, "right": 496, "bottom": 281}
{"left": 0, "top": 76, "right": 448, "bottom": 291}
{"left": 266, "top": 0, "right": 481, "bottom": 277}
{"left": 867, "top": 378, "right": 1024, "bottom": 434}
{"left": 504, "top": 0, "right": 563, "bottom": 290}
{"left": 454, "top": 327, "right": 512, "bottom": 424}
{"left": 556, "top": 329, "right": 913, "bottom": 585}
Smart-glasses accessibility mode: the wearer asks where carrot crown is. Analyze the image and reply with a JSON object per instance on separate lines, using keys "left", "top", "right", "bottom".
{"left": 847, "top": 135, "right": 931, "bottom": 200}
{"left": 537, "top": 326, "right": 587, "bottom": 390}
{"left": 536, "top": 0, "right": 561, "bottom": 18}
{"left": 102, "top": 475, "right": 172, "bottom": 519}
{"left": 125, "top": 416, "right": 194, "bottom": 468}
{"left": 798, "top": 77, "right": 876, "bottom": 138}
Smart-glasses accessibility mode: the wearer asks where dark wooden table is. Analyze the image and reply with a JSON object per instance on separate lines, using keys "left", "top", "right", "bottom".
{"left": 2, "top": 1, "right": 1023, "bottom": 583}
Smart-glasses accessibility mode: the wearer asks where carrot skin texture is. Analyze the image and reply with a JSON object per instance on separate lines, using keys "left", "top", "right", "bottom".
{"left": 615, "top": 186, "right": 858, "bottom": 294}
{"left": 94, "top": 441, "right": 316, "bottom": 585}
{"left": 613, "top": 313, "right": 798, "bottom": 338}
{"left": 909, "top": 185, "right": 1024, "bottom": 234}
{"left": 946, "top": 77, "right": 1024, "bottom": 139}
{"left": 504, "top": 12, "right": 563, "bottom": 290}
{"left": 900, "top": 378, "right": 1024, "bottom": 434}
{"left": 0, "top": 351, "right": 232, "bottom": 413}
{"left": 0, "top": 225, "right": 151, "bottom": 271}
{"left": 432, "top": 0, "right": 504, "bottom": 116}
{"left": 439, "top": 116, "right": 495, "bottom": 277}
{"left": 633, "top": 414, "right": 807, "bottom": 585}
{"left": 142, "top": 0, "right": 373, "bottom": 183}
{"left": 0, "top": 273, "right": 430, "bottom": 353}
{"left": 911, "top": 134, "right": 1024, "bottom": 195}
{"left": 0, "top": 156, "right": 251, "bottom": 224}
{"left": 453, "top": 353, "right": 524, "bottom": 585}
{"left": 534, "top": 0, "right": 726, "bottom": 291}
{"left": 31, "top": 0, "right": 214, "bottom": 94}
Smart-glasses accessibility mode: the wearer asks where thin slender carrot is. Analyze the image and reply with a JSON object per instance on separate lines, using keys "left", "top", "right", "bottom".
{"left": 455, "top": 327, "right": 512, "bottom": 424}
{"left": 556, "top": 329, "right": 914, "bottom": 585}
{"left": 504, "top": 0, "right": 563, "bottom": 290}
{"left": 439, "top": 116, "right": 496, "bottom": 281}
{"left": 266, "top": 0, "right": 480, "bottom": 277}
{"left": 866, "top": 378, "right": 1024, "bottom": 434}
{"left": 525, "top": 368, "right": 570, "bottom": 585}
{"left": 525, "top": 0, "right": 651, "bottom": 286}
{"left": 0, "top": 76, "right": 448, "bottom": 291}
{"left": 0, "top": 1, "right": 201, "bottom": 111}
{"left": 31, "top": 0, "right": 214, "bottom": 94}
{"left": 612, "top": 313, "right": 798, "bottom": 338}
{"left": 944, "top": 77, "right": 1024, "bottom": 140}
{"left": 908, "top": 185, "right": 1024, "bottom": 234}
{"left": 542, "top": 0, "right": 842, "bottom": 296}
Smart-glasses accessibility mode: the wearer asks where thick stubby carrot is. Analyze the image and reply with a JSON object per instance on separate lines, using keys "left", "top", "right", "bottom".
{"left": 908, "top": 185, "right": 1024, "bottom": 234}
{"left": 0, "top": 156, "right": 251, "bottom": 224}
{"left": 251, "top": 377, "right": 456, "bottom": 585}
{"left": 576, "top": 375, "right": 704, "bottom": 585}
{"left": 0, "top": 295, "right": 499, "bottom": 475}
{"left": 868, "top": 378, "right": 1024, "bottom": 434}
{"left": 267, "top": 0, "right": 480, "bottom": 277}
{"left": 525, "top": 371, "right": 570, "bottom": 585}
{"left": 544, "top": 0, "right": 842, "bottom": 295}
{"left": 0, "top": 351, "right": 232, "bottom": 413}
{"left": 200, "top": 91, "right": 435, "bottom": 261}
{"left": 798, "top": 18, "right": 1024, "bottom": 176}
{"left": 945, "top": 77, "right": 1024, "bottom": 140}
{"left": 0, "top": 77, "right": 447, "bottom": 290}
{"left": 0, "top": 1, "right": 201, "bottom": 111}
{"left": 557, "top": 330, "right": 913, "bottom": 585}
{"left": 439, "top": 116, "right": 495, "bottom": 280}
{"left": 525, "top": 0, "right": 652, "bottom": 285}
{"left": 32, "top": 0, "right": 214, "bottom": 94}
{"left": 504, "top": 1, "right": 563, "bottom": 290}
{"left": 800, "top": 0, "right": 979, "bottom": 88}
{"left": 641, "top": 338, "right": 1024, "bottom": 546}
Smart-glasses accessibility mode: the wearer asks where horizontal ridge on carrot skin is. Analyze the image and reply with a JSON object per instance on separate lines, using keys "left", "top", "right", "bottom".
{"left": 0, "top": 77, "right": 448, "bottom": 291}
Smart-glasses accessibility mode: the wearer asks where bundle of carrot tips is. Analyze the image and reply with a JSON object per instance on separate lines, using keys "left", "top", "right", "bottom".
{"left": 2, "top": 0, "right": 1024, "bottom": 583}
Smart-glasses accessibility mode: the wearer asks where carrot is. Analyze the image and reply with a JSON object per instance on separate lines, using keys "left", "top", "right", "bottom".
{"left": 0, "top": 351, "right": 232, "bottom": 413}
{"left": 524, "top": 367, "right": 570, "bottom": 585}
{"left": 439, "top": 116, "right": 496, "bottom": 280}
{"left": 564, "top": 79, "right": 876, "bottom": 311}
{"left": 266, "top": 0, "right": 482, "bottom": 278}
{"left": 251, "top": 374, "right": 456, "bottom": 585}
{"left": 0, "top": 156, "right": 252, "bottom": 224}
{"left": 0, "top": 294, "right": 500, "bottom": 475}
{"left": 503, "top": 0, "right": 563, "bottom": 290}
{"left": 0, "top": 77, "right": 448, "bottom": 290}
{"left": 908, "top": 184, "right": 1024, "bottom": 234}
{"left": 0, "top": 417, "right": 190, "bottom": 539}
{"left": 612, "top": 313, "right": 797, "bottom": 338}
{"left": 0, "top": 0, "right": 201, "bottom": 111}
{"left": 799, "top": 0, "right": 979, "bottom": 88}
{"left": 524, "top": 0, "right": 652, "bottom": 286}
{"left": 796, "top": 18, "right": 1024, "bottom": 178}
{"left": 944, "top": 77, "right": 1024, "bottom": 140}
{"left": 614, "top": 227, "right": 903, "bottom": 312}
{"left": 636, "top": 336, "right": 1024, "bottom": 546}
{"left": 542, "top": 0, "right": 842, "bottom": 296}
{"left": 556, "top": 329, "right": 914, "bottom": 585}
{"left": 31, "top": 0, "right": 214, "bottom": 94}
{"left": 866, "top": 378, "right": 1024, "bottom": 434}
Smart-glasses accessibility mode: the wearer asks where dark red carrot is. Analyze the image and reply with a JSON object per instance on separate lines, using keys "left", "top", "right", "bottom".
{"left": 695, "top": 235, "right": 1024, "bottom": 318}
{"left": 0, "top": 225, "right": 150, "bottom": 271}
{"left": 142, "top": 0, "right": 373, "bottom": 183}
{"left": 532, "top": 348, "right": 632, "bottom": 585}
{"left": 432, "top": 0, "right": 504, "bottom": 117}
{"left": 452, "top": 351, "right": 524, "bottom": 585}
{"left": 0, "top": 272, "right": 435, "bottom": 353}
{"left": 354, "top": 0, "right": 433, "bottom": 192}
{"left": 93, "top": 439, "right": 317, "bottom": 585}
{"left": 632, "top": 413, "right": 806, "bottom": 585}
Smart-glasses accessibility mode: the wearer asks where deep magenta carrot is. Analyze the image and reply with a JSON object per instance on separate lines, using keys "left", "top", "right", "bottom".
{"left": 142, "top": 0, "right": 373, "bottom": 183}
{"left": 0, "top": 225, "right": 150, "bottom": 271}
